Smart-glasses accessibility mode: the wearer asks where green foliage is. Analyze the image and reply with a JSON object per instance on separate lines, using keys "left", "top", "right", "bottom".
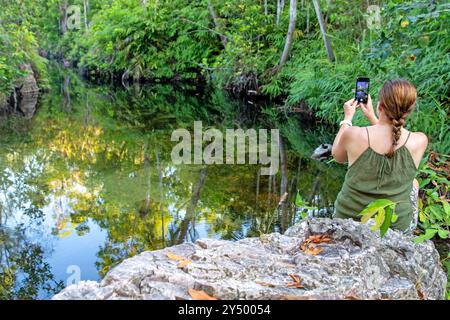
{"left": 72, "top": 0, "right": 219, "bottom": 81}
{"left": 295, "top": 192, "right": 314, "bottom": 219}
{"left": 0, "top": 0, "right": 49, "bottom": 96}
{"left": 414, "top": 154, "right": 450, "bottom": 243}
{"left": 360, "top": 199, "right": 398, "bottom": 237}
{"left": 286, "top": 1, "right": 449, "bottom": 154}
{"left": 443, "top": 253, "right": 450, "bottom": 300}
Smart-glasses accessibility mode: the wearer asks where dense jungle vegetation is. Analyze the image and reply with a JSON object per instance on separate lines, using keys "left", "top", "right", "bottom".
{"left": 1, "top": 0, "right": 449, "bottom": 151}
{"left": 0, "top": 0, "right": 449, "bottom": 298}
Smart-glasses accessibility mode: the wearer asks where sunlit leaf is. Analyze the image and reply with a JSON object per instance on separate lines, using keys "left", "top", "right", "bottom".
{"left": 166, "top": 252, "right": 185, "bottom": 261}
{"left": 177, "top": 259, "right": 192, "bottom": 268}
{"left": 188, "top": 288, "right": 217, "bottom": 300}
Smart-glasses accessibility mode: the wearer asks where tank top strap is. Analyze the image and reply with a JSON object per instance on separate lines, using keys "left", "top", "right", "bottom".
{"left": 365, "top": 127, "right": 371, "bottom": 148}
{"left": 402, "top": 131, "right": 412, "bottom": 147}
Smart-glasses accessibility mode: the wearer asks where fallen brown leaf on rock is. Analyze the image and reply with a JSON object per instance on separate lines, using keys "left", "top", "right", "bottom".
{"left": 177, "top": 259, "right": 192, "bottom": 268}
{"left": 415, "top": 283, "right": 426, "bottom": 300}
{"left": 286, "top": 274, "right": 304, "bottom": 289}
{"left": 188, "top": 288, "right": 218, "bottom": 300}
{"left": 304, "top": 245, "right": 323, "bottom": 256}
{"left": 344, "top": 295, "right": 360, "bottom": 300}
{"left": 306, "top": 234, "right": 332, "bottom": 244}
{"left": 300, "top": 242, "right": 308, "bottom": 251}
{"left": 166, "top": 252, "right": 185, "bottom": 261}
{"left": 299, "top": 234, "right": 330, "bottom": 255}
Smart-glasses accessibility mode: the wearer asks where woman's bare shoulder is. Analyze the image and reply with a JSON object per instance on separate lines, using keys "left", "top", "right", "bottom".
{"left": 409, "top": 131, "right": 428, "bottom": 147}
{"left": 342, "top": 126, "right": 369, "bottom": 145}
{"left": 406, "top": 131, "right": 428, "bottom": 158}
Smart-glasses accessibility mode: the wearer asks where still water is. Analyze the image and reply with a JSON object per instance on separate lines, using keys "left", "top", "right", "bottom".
{"left": 0, "top": 67, "right": 345, "bottom": 299}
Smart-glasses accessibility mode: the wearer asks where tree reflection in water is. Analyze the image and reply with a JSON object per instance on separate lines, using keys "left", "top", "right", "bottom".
{"left": 0, "top": 66, "right": 345, "bottom": 298}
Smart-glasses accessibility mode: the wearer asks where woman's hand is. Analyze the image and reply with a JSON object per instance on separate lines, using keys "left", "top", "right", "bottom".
{"left": 343, "top": 98, "right": 358, "bottom": 121}
{"left": 359, "top": 94, "right": 379, "bottom": 125}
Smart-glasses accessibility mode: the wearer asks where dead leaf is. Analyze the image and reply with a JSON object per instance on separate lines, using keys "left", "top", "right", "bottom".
{"left": 300, "top": 234, "right": 330, "bottom": 256}
{"left": 304, "top": 245, "right": 323, "bottom": 256}
{"left": 289, "top": 274, "right": 301, "bottom": 282}
{"left": 306, "top": 234, "right": 332, "bottom": 244}
{"left": 286, "top": 274, "right": 304, "bottom": 289}
{"left": 188, "top": 288, "right": 218, "bottom": 300}
{"left": 415, "top": 283, "right": 426, "bottom": 300}
{"left": 300, "top": 242, "right": 308, "bottom": 251}
{"left": 177, "top": 259, "right": 192, "bottom": 268}
{"left": 166, "top": 252, "right": 185, "bottom": 261}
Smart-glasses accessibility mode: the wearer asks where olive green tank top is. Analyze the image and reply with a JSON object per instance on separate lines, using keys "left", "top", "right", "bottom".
{"left": 334, "top": 128, "right": 417, "bottom": 231}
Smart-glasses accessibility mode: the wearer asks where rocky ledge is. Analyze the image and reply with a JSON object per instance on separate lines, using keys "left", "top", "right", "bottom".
{"left": 53, "top": 218, "right": 447, "bottom": 300}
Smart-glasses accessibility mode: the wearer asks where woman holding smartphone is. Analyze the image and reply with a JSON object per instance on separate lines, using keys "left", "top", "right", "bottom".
{"left": 332, "top": 79, "right": 428, "bottom": 233}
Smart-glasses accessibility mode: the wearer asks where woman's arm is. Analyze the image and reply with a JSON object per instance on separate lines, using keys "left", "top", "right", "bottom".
{"left": 332, "top": 99, "right": 358, "bottom": 163}
{"left": 359, "top": 94, "right": 379, "bottom": 125}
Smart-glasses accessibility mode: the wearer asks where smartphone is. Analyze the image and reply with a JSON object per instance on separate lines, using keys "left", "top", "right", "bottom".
{"left": 355, "top": 77, "right": 370, "bottom": 104}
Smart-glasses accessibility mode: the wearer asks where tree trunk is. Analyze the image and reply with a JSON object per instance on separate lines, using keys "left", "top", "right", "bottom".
{"left": 264, "top": 0, "right": 268, "bottom": 15}
{"left": 278, "top": 0, "right": 297, "bottom": 67}
{"left": 279, "top": 137, "right": 288, "bottom": 197}
{"left": 267, "top": 169, "right": 272, "bottom": 207}
{"left": 62, "top": 75, "right": 71, "bottom": 112}
{"left": 306, "top": 0, "right": 310, "bottom": 33}
{"left": 312, "top": 0, "right": 335, "bottom": 62}
{"left": 276, "top": 0, "right": 285, "bottom": 25}
{"left": 156, "top": 151, "right": 165, "bottom": 246}
{"left": 59, "top": 0, "right": 68, "bottom": 35}
{"left": 279, "top": 137, "right": 289, "bottom": 231}
{"left": 255, "top": 169, "right": 260, "bottom": 211}
{"left": 83, "top": 0, "right": 89, "bottom": 31}
{"left": 207, "top": 0, "right": 228, "bottom": 48}
{"left": 175, "top": 168, "right": 208, "bottom": 244}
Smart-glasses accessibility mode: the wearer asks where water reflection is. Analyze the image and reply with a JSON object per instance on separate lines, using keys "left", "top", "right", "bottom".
{"left": 0, "top": 66, "right": 345, "bottom": 299}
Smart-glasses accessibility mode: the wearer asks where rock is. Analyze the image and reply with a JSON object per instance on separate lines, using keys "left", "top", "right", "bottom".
{"left": 52, "top": 218, "right": 447, "bottom": 300}
{"left": 311, "top": 144, "right": 332, "bottom": 161}
{"left": 0, "top": 64, "right": 39, "bottom": 120}
{"left": 15, "top": 64, "right": 39, "bottom": 119}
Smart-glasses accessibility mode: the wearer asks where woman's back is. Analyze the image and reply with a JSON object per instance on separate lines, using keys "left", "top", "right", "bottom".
{"left": 334, "top": 127, "right": 418, "bottom": 231}
{"left": 331, "top": 79, "right": 428, "bottom": 232}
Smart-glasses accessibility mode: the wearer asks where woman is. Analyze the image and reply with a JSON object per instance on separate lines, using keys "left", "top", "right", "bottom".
{"left": 332, "top": 79, "right": 428, "bottom": 233}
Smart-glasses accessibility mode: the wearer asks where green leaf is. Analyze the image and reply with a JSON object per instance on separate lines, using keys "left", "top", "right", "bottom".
{"left": 380, "top": 206, "right": 393, "bottom": 237}
{"left": 413, "top": 229, "right": 438, "bottom": 243}
{"left": 371, "top": 208, "right": 385, "bottom": 231}
{"left": 437, "top": 229, "right": 449, "bottom": 239}
{"left": 429, "top": 205, "right": 444, "bottom": 221}
{"left": 360, "top": 199, "right": 395, "bottom": 224}
{"left": 419, "top": 178, "right": 431, "bottom": 188}
{"left": 391, "top": 213, "right": 398, "bottom": 223}
{"left": 441, "top": 200, "right": 450, "bottom": 216}
{"left": 418, "top": 210, "right": 426, "bottom": 222}
{"left": 295, "top": 192, "right": 304, "bottom": 207}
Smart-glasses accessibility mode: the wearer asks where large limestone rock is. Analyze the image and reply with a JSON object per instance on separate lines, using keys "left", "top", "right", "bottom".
{"left": 53, "top": 218, "right": 447, "bottom": 300}
{"left": 0, "top": 64, "right": 39, "bottom": 121}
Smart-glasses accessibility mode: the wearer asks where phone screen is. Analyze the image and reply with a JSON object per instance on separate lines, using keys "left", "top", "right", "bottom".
{"left": 355, "top": 77, "right": 370, "bottom": 103}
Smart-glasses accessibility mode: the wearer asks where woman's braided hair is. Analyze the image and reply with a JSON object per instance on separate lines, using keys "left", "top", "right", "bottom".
{"left": 378, "top": 79, "right": 417, "bottom": 158}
